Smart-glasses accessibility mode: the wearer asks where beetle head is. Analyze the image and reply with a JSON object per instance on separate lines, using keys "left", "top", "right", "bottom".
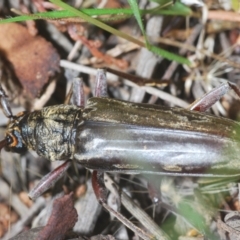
{"left": 0, "top": 112, "right": 28, "bottom": 153}
{"left": 0, "top": 87, "right": 28, "bottom": 153}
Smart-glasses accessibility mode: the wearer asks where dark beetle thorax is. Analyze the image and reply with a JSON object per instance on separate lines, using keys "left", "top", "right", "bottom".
{"left": 19, "top": 105, "right": 82, "bottom": 161}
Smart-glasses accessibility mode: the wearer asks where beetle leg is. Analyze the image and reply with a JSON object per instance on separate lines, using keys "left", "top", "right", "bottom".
{"left": 91, "top": 171, "right": 108, "bottom": 203}
{"left": 92, "top": 171, "right": 153, "bottom": 240}
{"left": 71, "top": 78, "right": 85, "bottom": 107}
{"left": 144, "top": 176, "right": 162, "bottom": 212}
{"left": 65, "top": 78, "right": 85, "bottom": 107}
{"left": 94, "top": 69, "right": 108, "bottom": 97}
{"left": 67, "top": 69, "right": 107, "bottom": 106}
{"left": 28, "top": 160, "right": 71, "bottom": 200}
{"left": 187, "top": 82, "right": 240, "bottom": 112}
{"left": 147, "top": 180, "right": 161, "bottom": 204}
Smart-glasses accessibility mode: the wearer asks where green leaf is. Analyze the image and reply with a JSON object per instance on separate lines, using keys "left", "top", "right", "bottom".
{"left": 177, "top": 201, "right": 218, "bottom": 240}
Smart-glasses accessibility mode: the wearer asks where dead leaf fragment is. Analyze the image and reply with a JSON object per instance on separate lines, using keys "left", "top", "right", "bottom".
{"left": 9, "top": 227, "right": 116, "bottom": 240}
{"left": 0, "top": 203, "right": 19, "bottom": 238}
{"left": 36, "top": 192, "right": 78, "bottom": 240}
{"left": 19, "top": 191, "right": 33, "bottom": 208}
{"left": 0, "top": 23, "right": 60, "bottom": 98}
{"left": 74, "top": 184, "right": 87, "bottom": 198}
{"left": 164, "top": 29, "right": 193, "bottom": 41}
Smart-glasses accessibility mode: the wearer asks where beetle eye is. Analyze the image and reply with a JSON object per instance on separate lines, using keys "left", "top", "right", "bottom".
{"left": 0, "top": 134, "right": 14, "bottom": 151}
{"left": 6, "top": 135, "right": 13, "bottom": 145}
{"left": 5, "top": 130, "right": 27, "bottom": 153}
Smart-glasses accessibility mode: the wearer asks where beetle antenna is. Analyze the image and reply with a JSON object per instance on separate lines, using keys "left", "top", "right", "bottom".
{"left": 0, "top": 86, "right": 13, "bottom": 119}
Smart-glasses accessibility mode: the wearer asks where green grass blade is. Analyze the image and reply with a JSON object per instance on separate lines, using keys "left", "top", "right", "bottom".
{"left": 127, "top": 0, "right": 149, "bottom": 48}
{"left": 0, "top": 8, "right": 135, "bottom": 24}
{"left": 154, "top": 1, "right": 192, "bottom": 15}
{"left": 0, "top": 0, "right": 191, "bottom": 65}
{"left": 150, "top": 45, "right": 190, "bottom": 65}
{"left": 0, "top": 2, "right": 191, "bottom": 24}
{"left": 49, "top": 0, "right": 190, "bottom": 64}
{"left": 49, "top": 0, "right": 148, "bottom": 47}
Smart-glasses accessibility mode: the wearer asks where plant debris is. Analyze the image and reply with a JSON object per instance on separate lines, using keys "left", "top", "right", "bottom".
{"left": 0, "top": 203, "right": 18, "bottom": 238}
{"left": 36, "top": 193, "right": 77, "bottom": 240}
{"left": 0, "top": 22, "right": 59, "bottom": 98}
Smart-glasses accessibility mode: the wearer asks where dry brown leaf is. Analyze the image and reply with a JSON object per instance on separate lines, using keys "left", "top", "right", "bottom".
{"left": 0, "top": 23, "right": 59, "bottom": 98}
{"left": 36, "top": 192, "right": 78, "bottom": 240}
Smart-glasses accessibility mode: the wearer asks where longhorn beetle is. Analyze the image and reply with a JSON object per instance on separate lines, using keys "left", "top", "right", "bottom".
{"left": 1, "top": 70, "right": 240, "bottom": 239}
